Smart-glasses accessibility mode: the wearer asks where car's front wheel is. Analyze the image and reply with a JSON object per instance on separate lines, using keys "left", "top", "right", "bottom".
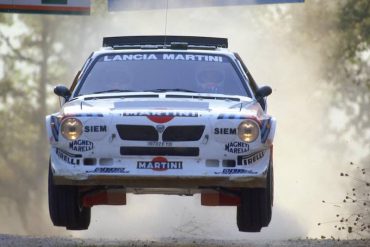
{"left": 48, "top": 161, "right": 91, "bottom": 230}
{"left": 236, "top": 161, "right": 273, "bottom": 232}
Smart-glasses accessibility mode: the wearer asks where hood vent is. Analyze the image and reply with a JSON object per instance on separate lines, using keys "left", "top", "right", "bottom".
{"left": 116, "top": 125, "right": 158, "bottom": 141}
{"left": 166, "top": 94, "right": 240, "bottom": 102}
{"left": 84, "top": 94, "right": 159, "bottom": 101}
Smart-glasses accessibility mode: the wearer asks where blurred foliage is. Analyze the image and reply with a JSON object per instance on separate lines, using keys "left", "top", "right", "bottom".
{"left": 0, "top": 14, "right": 73, "bottom": 233}
{"left": 325, "top": 0, "right": 370, "bottom": 145}
{"left": 0, "top": 0, "right": 108, "bottom": 233}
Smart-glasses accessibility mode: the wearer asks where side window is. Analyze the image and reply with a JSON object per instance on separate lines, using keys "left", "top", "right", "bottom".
{"left": 69, "top": 70, "right": 81, "bottom": 92}
{"left": 70, "top": 54, "right": 93, "bottom": 94}
{"left": 234, "top": 53, "right": 258, "bottom": 95}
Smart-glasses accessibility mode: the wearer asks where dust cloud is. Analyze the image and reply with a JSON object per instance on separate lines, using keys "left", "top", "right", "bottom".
{"left": 0, "top": 1, "right": 355, "bottom": 241}
{"left": 73, "top": 3, "right": 346, "bottom": 240}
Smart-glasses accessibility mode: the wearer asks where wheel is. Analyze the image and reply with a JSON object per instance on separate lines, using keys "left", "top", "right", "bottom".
{"left": 236, "top": 161, "right": 273, "bottom": 232}
{"left": 48, "top": 160, "right": 91, "bottom": 230}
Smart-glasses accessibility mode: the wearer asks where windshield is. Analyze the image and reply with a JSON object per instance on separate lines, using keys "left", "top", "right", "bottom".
{"left": 75, "top": 52, "right": 250, "bottom": 97}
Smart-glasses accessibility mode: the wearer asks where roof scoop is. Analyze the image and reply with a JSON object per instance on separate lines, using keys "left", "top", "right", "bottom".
{"left": 102, "top": 35, "right": 228, "bottom": 50}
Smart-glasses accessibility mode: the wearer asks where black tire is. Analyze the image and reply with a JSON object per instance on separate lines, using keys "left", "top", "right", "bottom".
{"left": 237, "top": 161, "right": 273, "bottom": 232}
{"left": 48, "top": 161, "right": 91, "bottom": 230}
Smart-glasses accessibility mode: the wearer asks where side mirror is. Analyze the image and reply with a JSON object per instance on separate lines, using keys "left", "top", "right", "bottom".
{"left": 54, "top": 85, "right": 71, "bottom": 101}
{"left": 255, "top": 86, "right": 272, "bottom": 100}
{"left": 255, "top": 86, "right": 272, "bottom": 111}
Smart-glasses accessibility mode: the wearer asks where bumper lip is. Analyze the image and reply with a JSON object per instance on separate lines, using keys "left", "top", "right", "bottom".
{"left": 52, "top": 174, "right": 266, "bottom": 188}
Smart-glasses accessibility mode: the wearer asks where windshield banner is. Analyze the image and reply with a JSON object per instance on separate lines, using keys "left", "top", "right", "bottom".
{"left": 99, "top": 53, "right": 226, "bottom": 63}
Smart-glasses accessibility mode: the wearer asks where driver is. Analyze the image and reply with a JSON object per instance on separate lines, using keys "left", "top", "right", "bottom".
{"left": 106, "top": 67, "right": 133, "bottom": 91}
{"left": 196, "top": 68, "right": 225, "bottom": 93}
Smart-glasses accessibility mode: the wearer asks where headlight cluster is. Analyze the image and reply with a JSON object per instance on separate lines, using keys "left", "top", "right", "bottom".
{"left": 61, "top": 118, "right": 83, "bottom": 140}
{"left": 237, "top": 120, "right": 259, "bottom": 143}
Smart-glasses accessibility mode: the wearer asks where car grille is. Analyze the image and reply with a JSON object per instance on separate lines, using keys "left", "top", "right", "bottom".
{"left": 116, "top": 125, "right": 158, "bottom": 141}
{"left": 163, "top": 125, "right": 205, "bottom": 141}
{"left": 120, "top": 147, "right": 199, "bottom": 156}
{"left": 116, "top": 125, "right": 205, "bottom": 142}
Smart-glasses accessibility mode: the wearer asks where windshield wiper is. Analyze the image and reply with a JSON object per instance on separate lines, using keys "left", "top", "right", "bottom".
{"left": 91, "top": 89, "right": 135, "bottom": 94}
{"left": 145, "top": 88, "right": 197, "bottom": 93}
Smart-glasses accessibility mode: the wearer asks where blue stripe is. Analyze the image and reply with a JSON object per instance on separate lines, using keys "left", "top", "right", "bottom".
{"left": 72, "top": 113, "right": 103, "bottom": 117}
{"left": 261, "top": 119, "right": 271, "bottom": 143}
{"left": 50, "top": 116, "right": 59, "bottom": 141}
{"left": 56, "top": 148, "right": 82, "bottom": 158}
{"left": 218, "top": 114, "right": 250, "bottom": 120}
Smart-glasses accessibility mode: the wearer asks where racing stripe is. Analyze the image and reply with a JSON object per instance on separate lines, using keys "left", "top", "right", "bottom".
{"left": 261, "top": 118, "right": 271, "bottom": 143}
{"left": 64, "top": 113, "right": 104, "bottom": 118}
{"left": 50, "top": 116, "right": 60, "bottom": 141}
{"left": 217, "top": 114, "right": 249, "bottom": 119}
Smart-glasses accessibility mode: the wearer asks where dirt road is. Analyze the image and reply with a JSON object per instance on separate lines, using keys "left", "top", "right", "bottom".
{"left": 0, "top": 234, "right": 369, "bottom": 247}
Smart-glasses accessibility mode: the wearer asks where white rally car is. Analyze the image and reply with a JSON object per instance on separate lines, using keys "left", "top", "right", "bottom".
{"left": 46, "top": 36, "right": 276, "bottom": 232}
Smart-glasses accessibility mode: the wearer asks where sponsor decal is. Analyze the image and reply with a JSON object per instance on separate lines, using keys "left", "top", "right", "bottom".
{"left": 216, "top": 169, "right": 258, "bottom": 175}
{"left": 69, "top": 139, "right": 94, "bottom": 152}
{"left": 213, "top": 122, "right": 239, "bottom": 143}
{"left": 122, "top": 111, "right": 198, "bottom": 118}
{"left": 102, "top": 53, "right": 223, "bottom": 63}
{"left": 237, "top": 151, "right": 265, "bottom": 166}
{"left": 225, "top": 142, "right": 249, "bottom": 154}
{"left": 86, "top": 167, "right": 128, "bottom": 174}
{"left": 137, "top": 156, "right": 183, "bottom": 171}
{"left": 121, "top": 111, "right": 198, "bottom": 123}
{"left": 214, "top": 128, "right": 236, "bottom": 135}
{"left": 56, "top": 148, "right": 81, "bottom": 165}
{"left": 84, "top": 125, "right": 107, "bottom": 133}
{"left": 147, "top": 141, "right": 173, "bottom": 147}
{"left": 83, "top": 118, "right": 108, "bottom": 141}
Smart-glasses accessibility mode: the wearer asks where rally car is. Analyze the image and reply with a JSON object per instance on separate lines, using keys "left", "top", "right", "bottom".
{"left": 46, "top": 36, "right": 276, "bottom": 232}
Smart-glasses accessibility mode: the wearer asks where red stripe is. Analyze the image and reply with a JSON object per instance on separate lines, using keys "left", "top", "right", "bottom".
{"left": 147, "top": 115, "right": 174, "bottom": 124}
{"left": 0, "top": 4, "right": 90, "bottom": 12}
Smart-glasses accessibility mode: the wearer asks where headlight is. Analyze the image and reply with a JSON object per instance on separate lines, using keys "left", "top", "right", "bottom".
{"left": 237, "top": 120, "right": 259, "bottom": 143}
{"left": 61, "top": 118, "right": 83, "bottom": 140}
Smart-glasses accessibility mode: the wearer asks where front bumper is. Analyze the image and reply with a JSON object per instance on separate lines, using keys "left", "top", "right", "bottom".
{"left": 50, "top": 147, "right": 271, "bottom": 189}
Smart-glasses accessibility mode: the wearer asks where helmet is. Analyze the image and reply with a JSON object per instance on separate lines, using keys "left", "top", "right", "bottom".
{"left": 196, "top": 68, "right": 225, "bottom": 93}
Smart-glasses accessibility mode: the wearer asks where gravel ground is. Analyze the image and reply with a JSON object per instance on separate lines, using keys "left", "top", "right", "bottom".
{"left": 0, "top": 235, "right": 370, "bottom": 247}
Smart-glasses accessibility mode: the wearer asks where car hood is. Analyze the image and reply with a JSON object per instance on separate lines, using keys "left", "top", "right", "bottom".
{"left": 61, "top": 92, "right": 263, "bottom": 117}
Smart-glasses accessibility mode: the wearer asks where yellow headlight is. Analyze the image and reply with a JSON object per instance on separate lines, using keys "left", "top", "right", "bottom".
{"left": 237, "top": 120, "right": 259, "bottom": 143}
{"left": 61, "top": 118, "right": 83, "bottom": 140}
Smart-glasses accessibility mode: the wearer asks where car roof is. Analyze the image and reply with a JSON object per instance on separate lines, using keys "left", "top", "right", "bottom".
{"left": 91, "top": 35, "right": 236, "bottom": 58}
{"left": 92, "top": 47, "right": 234, "bottom": 57}
{"left": 102, "top": 35, "right": 228, "bottom": 48}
